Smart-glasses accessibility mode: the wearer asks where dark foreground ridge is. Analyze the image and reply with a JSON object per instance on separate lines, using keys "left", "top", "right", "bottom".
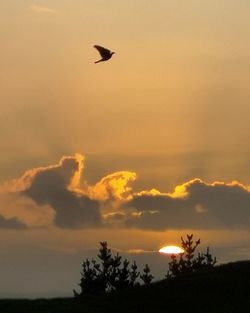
{"left": 1, "top": 261, "right": 250, "bottom": 313}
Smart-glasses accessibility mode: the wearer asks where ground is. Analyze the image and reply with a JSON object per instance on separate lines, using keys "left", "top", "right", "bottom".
{"left": 1, "top": 261, "right": 250, "bottom": 313}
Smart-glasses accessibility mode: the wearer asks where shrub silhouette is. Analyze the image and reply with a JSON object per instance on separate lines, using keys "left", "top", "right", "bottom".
{"left": 167, "top": 234, "right": 217, "bottom": 278}
{"left": 75, "top": 241, "right": 153, "bottom": 296}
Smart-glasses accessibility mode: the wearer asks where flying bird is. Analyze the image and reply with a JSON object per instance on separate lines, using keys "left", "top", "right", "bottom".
{"left": 94, "top": 45, "right": 115, "bottom": 64}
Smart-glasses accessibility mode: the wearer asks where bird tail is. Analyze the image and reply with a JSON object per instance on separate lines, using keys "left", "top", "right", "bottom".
{"left": 94, "top": 59, "right": 103, "bottom": 64}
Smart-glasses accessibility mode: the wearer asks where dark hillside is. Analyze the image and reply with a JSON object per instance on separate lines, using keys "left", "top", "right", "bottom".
{"left": 1, "top": 261, "right": 250, "bottom": 313}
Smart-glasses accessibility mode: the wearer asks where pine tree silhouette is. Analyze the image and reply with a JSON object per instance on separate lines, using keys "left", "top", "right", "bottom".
{"left": 130, "top": 261, "right": 140, "bottom": 286}
{"left": 167, "top": 234, "right": 217, "bottom": 278}
{"left": 140, "top": 264, "right": 154, "bottom": 285}
{"left": 75, "top": 241, "right": 151, "bottom": 296}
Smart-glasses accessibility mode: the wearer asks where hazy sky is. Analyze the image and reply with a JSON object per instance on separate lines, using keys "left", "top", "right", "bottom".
{"left": 1, "top": 0, "right": 250, "bottom": 297}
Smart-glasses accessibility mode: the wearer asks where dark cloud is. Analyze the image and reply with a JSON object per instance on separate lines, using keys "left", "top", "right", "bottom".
{"left": 0, "top": 215, "right": 27, "bottom": 229}
{"left": 3, "top": 154, "right": 250, "bottom": 231}
{"left": 123, "top": 179, "right": 250, "bottom": 230}
{"left": 23, "top": 155, "right": 101, "bottom": 228}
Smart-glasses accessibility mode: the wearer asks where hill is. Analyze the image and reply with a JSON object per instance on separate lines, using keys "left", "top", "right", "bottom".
{"left": 1, "top": 260, "right": 250, "bottom": 313}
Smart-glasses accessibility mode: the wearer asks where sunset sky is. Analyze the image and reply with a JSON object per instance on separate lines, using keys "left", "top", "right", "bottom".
{"left": 1, "top": 0, "right": 250, "bottom": 297}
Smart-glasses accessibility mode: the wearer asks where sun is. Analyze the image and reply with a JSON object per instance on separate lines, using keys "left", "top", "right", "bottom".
{"left": 159, "top": 245, "right": 184, "bottom": 254}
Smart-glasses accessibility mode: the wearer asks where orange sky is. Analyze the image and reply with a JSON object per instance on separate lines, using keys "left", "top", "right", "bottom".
{"left": 0, "top": 0, "right": 250, "bottom": 297}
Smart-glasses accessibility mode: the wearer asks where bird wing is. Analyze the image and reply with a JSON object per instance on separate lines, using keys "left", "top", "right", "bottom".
{"left": 94, "top": 45, "right": 111, "bottom": 58}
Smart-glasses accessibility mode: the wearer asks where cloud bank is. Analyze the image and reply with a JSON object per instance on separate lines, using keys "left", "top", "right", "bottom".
{"left": 1, "top": 154, "right": 250, "bottom": 230}
{"left": 123, "top": 179, "right": 250, "bottom": 230}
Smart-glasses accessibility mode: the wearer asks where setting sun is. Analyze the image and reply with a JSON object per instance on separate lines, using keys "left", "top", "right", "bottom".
{"left": 159, "top": 246, "right": 184, "bottom": 255}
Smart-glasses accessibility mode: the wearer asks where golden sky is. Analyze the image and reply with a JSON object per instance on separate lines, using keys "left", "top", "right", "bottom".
{"left": 0, "top": 0, "right": 250, "bottom": 297}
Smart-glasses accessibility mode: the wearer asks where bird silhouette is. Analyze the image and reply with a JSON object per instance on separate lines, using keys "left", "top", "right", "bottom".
{"left": 94, "top": 45, "right": 115, "bottom": 63}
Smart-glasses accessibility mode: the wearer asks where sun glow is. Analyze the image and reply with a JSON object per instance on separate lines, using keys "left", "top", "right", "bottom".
{"left": 159, "top": 246, "right": 184, "bottom": 254}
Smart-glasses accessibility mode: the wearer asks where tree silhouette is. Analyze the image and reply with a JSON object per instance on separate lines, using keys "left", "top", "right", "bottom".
{"left": 130, "top": 261, "right": 140, "bottom": 286}
{"left": 140, "top": 264, "right": 154, "bottom": 285}
{"left": 75, "top": 241, "right": 153, "bottom": 296}
{"left": 167, "top": 234, "right": 217, "bottom": 278}
{"left": 75, "top": 236, "right": 216, "bottom": 297}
